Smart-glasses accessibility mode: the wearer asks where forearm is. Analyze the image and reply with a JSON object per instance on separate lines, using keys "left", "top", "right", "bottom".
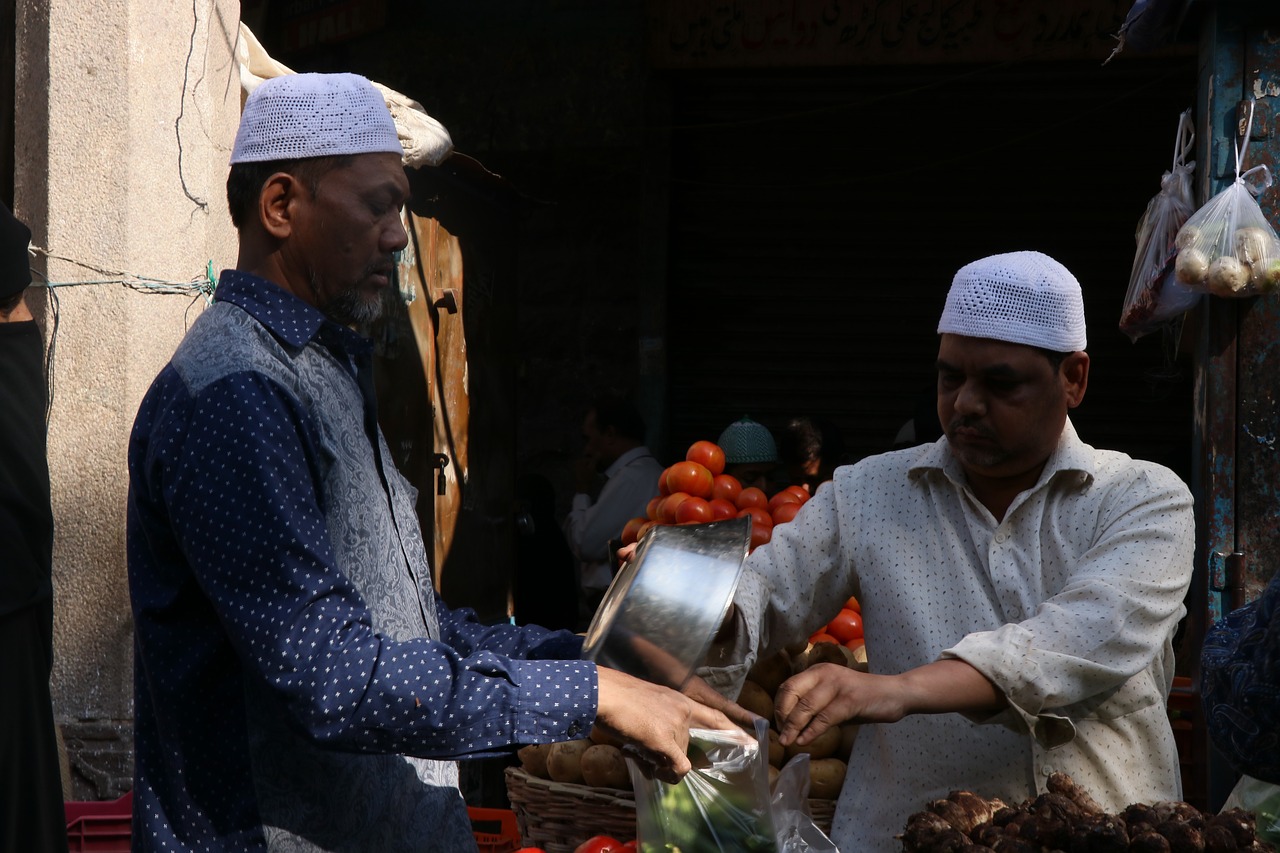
{"left": 897, "top": 658, "right": 1006, "bottom": 716}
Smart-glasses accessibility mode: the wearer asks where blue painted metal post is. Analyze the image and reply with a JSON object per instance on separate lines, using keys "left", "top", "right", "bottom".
{"left": 1192, "top": 0, "right": 1280, "bottom": 809}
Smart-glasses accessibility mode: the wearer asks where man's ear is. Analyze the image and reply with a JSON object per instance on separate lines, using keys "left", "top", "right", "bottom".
{"left": 1061, "top": 352, "right": 1090, "bottom": 409}
{"left": 258, "top": 172, "right": 301, "bottom": 240}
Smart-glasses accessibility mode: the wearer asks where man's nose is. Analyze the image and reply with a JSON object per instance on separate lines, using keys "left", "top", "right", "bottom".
{"left": 953, "top": 381, "right": 985, "bottom": 417}
{"left": 385, "top": 213, "right": 409, "bottom": 253}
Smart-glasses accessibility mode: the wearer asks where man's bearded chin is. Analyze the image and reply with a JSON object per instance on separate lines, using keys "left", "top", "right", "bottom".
{"left": 324, "top": 285, "right": 383, "bottom": 326}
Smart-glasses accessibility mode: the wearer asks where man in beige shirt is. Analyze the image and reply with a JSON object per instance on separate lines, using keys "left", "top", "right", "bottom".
{"left": 708, "top": 251, "right": 1195, "bottom": 853}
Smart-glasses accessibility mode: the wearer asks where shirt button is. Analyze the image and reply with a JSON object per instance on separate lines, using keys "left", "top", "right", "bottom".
{"left": 995, "top": 532, "right": 1008, "bottom": 543}
{"left": 1042, "top": 765, "right": 1054, "bottom": 776}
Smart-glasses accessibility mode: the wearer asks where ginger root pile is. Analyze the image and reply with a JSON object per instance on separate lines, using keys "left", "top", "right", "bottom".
{"left": 900, "top": 773, "right": 1273, "bottom": 853}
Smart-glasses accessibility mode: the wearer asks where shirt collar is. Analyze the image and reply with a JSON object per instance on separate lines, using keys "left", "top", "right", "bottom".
{"left": 908, "top": 418, "right": 1094, "bottom": 492}
{"left": 604, "top": 445, "right": 652, "bottom": 478}
{"left": 214, "top": 269, "right": 371, "bottom": 358}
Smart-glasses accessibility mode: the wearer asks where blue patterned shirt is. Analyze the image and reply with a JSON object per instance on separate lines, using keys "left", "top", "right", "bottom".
{"left": 127, "top": 270, "right": 595, "bottom": 851}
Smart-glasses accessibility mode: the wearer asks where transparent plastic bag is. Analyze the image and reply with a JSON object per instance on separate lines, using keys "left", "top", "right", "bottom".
{"left": 770, "top": 754, "right": 839, "bottom": 853}
{"left": 1221, "top": 774, "right": 1280, "bottom": 846}
{"left": 629, "top": 721, "right": 778, "bottom": 853}
{"left": 1119, "top": 109, "right": 1200, "bottom": 340}
{"left": 1174, "top": 100, "right": 1280, "bottom": 298}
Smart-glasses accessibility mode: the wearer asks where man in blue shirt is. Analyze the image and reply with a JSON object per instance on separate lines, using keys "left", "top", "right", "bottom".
{"left": 127, "top": 73, "right": 740, "bottom": 852}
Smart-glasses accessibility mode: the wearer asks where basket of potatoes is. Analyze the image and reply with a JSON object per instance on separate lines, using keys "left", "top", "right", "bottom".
{"left": 506, "top": 730, "right": 639, "bottom": 853}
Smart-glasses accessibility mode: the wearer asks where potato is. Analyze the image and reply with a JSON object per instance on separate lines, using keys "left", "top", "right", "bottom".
{"left": 580, "top": 743, "right": 629, "bottom": 789}
{"left": 736, "top": 680, "right": 775, "bottom": 723}
{"left": 836, "top": 723, "right": 860, "bottom": 761}
{"left": 792, "top": 642, "right": 846, "bottom": 674}
{"left": 546, "top": 739, "right": 591, "bottom": 784}
{"left": 747, "top": 651, "right": 791, "bottom": 696}
{"left": 517, "top": 743, "right": 549, "bottom": 778}
{"left": 809, "top": 757, "right": 848, "bottom": 799}
{"left": 784, "top": 723, "right": 842, "bottom": 761}
{"left": 768, "top": 764, "right": 780, "bottom": 789}
{"left": 1235, "top": 226, "right": 1275, "bottom": 265}
{"left": 767, "top": 728, "right": 785, "bottom": 767}
{"left": 1209, "top": 255, "right": 1249, "bottom": 295}
{"left": 1175, "top": 224, "right": 1201, "bottom": 250}
{"left": 1176, "top": 247, "right": 1209, "bottom": 285}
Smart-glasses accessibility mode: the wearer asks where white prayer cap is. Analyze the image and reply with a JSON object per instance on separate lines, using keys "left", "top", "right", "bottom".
{"left": 937, "top": 250, "right": 1087, "bottom": 352}
{"left": 230, "top": 72, "right": 403, "bottom": 164}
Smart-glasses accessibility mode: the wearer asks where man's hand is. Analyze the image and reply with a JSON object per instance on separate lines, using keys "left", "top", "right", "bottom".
{"left": 594, "top": 666, "right": 739, "bottom": 784}
{"left": 773, "top": 664, "right": 908, "bottom": 746}
{"left": 773, "top": 659, "right": 1006, "bottom": 747}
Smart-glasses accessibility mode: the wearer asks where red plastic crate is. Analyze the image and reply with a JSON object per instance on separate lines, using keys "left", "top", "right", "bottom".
{"left": 65, "top": 791, "right": 132, "bottom": 852}
{"left": 469, "top": 806, "right": 522, "bottom": 853}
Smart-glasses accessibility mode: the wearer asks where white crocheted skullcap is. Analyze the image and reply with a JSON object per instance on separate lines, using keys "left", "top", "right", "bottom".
{"left": 230, "top": 72, "right": 403, "bottom": 164}
{"left": 938, "top": 251, "right": 1087, "bottom": 352}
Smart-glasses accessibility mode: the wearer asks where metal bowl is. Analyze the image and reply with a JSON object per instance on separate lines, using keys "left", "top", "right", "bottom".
{"left": 582, "top": 516, "right": 750, "bottom": 690}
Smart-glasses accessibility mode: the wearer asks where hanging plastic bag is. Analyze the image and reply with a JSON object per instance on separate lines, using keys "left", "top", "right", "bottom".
{"left": 1174, "top": 99, "right": 1280, "bottom": 298}
{"left": 1221, "top": 774, "right": 1280, "bottom": 846}
{"left": 1119, "top": 109, "right": 1200, "bottom": 340}
{"left": 629, "top": 721, "right": 779, "bottom": 853}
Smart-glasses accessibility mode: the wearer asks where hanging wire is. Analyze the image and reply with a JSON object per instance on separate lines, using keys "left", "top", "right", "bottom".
{"left": 25, "top": 244, "right": 218, "bottom": 416}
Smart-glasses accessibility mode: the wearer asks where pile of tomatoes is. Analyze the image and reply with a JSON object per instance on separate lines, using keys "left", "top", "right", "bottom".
{"left": 619, "top": 440, "right": 810, "bottom": 552}
{"left": 808, "top": 595, "right": 864, "bottom": 657}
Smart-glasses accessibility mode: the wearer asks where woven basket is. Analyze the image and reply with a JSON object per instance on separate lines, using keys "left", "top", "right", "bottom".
{"left": 504, "top": 767, "right": 836, "bottom": 851}
{"left": 505, "top": 767, "right": 637, "bottom": 853}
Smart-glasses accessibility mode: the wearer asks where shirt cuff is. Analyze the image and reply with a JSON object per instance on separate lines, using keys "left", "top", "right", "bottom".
{"left": 943, "top": 626, "right": 1076, "bottom": 749}
{"left": 511, "top": 658, "right": 598, "bottom": 743}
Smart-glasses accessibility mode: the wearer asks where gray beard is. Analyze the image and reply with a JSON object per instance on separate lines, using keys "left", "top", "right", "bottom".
{"left": 323, "top": 285, "right": 384, "bottom": 326}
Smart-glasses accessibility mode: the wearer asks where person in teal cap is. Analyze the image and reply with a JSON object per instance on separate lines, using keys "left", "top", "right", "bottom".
{"left": 716, "top": 415, "right": 779, "bottom": 491}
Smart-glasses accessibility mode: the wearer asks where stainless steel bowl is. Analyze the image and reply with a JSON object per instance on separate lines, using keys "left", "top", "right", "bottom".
{"left": 582, "top": 516, "right": 750, "bottom": 690}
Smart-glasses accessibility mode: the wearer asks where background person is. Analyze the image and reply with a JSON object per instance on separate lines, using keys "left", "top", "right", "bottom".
{"left": 127, "top": 73, "right": 743, "bottom": 852}
{"left": 0, "top": 201, "right": 67, "bottom": 853}
{"left": 563, "top": 394, "right": 663, "bottom": 619}
{"left": 715, "top": 415, "right": 779, "bottom": 492}
{"left": 777, "top": 415, "right": 847, "bottom": 494}
{"left": 704, "top": 251, "right": 1195, "bottom": 853}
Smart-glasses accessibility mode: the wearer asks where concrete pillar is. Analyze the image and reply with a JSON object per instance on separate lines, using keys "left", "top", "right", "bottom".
{"left": 14, "top": 0, "right": 241, "bottom": 797}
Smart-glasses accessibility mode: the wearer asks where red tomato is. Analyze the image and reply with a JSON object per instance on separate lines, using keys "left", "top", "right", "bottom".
{"left": 620, "top": 516, "right": 647, "bottom": 546}
{"left": 666, "top": 461, "right": 714, "bottom": 499}
{"left": 844, "top": 595, "right": 861, "bottom": 614}
{"left": 809, "top": 631, "right": 839, "bottom": 645}
{"left": 783, "top": 485, "right": 810, "bottom": 504}
{"left": 657, "top": 466, "right": 673, "bottom": 497}
{"left": 636, "top": 520, "right": 659, "bottom": 540}
{"left": 844, "top": 639, "right": 865, "bottom": 654}
{"left": 660, "top": 492, "right": 691, "bottom": 524}
{"left": 749, "top": 522, "right": 772, "bottom": 550}
{"left": 736, "top": 506, "right": 773, "bottom": 529}
{"left": 645, "top": 496, "right": 664, "bottom": 521}
{"left": 620, "top": 843, "right": 639, "bottom": 852}
{"left": 771, "top": 502, "right": 801, "bottom": 525}
{"left": 708, "top": 498, "right": 738, "bottom": 520}
{"left": 686, "top": 440, "right": 727, "bottom": 476}
{"left": 826, "top": 608, "right": 863, "bottom": 644}
{"left": 767, "top": 490, "right": 804, "bottom": 513}
{"left": 675, "top": 496, "right": 714, "bottom": 524}
{"left": 736, "top": 486, "right": 769, "bottom": 511}
{"left": 573, "top": 836, "right": 624, "bottom": 853}
{"left": 711, "top": 474, "right": 743, "bottom": 504}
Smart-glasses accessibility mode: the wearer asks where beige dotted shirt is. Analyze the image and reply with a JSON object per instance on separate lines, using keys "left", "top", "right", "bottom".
{"left": 705, "top": 421, "right": 1195, "bottom": 853}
